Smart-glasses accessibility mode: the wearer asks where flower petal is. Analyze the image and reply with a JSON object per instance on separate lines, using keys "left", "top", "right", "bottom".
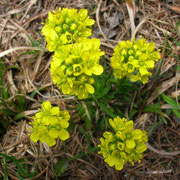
{"left": 42, "top": 101, "right": 51, "bottom": 111}
{"left": 49, "top": 128, "right": 59, "bottom": 138}
{"left": 60, "top": 121, "right": 69, "bottom": 129}
{"left": 92, "top": 64, "right": 103, "bottom": 75}
{"left": 62, "top": 82, "right": 71, "bottom": 94}
{"left": 132, "top": 129, "right": 143, "bottom": 140}
{"left": 85, "top": 83, "right": 94, "bottom": 94}
{"left": 51, "top": 107, "right": 59, "bottom": 115}
{"left": 126, "top": 139, "right": 136, "bottom": 149}
{"left": 115, "top": 159, "right": 124, "bottom": 170}
{"left": 30, "top": 133, "right": 39, "bottom": 142}
{"left": 58, "top": 129, "right": 70, "bottom": 140}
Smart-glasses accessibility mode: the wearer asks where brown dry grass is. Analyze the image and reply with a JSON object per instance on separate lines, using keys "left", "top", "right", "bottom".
{"left": 0, "top": 0, "right": 180, "bottom": 179}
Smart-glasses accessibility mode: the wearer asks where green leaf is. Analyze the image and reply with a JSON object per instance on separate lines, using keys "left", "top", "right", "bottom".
{"left": 78, "top": 125, "right": 94, "bottom": 152}
{"left": 161, "top": 93, "right": 179, "bottom": 109}
{"left": 1, "top": 84, "right": 11, "bottom": 100}
{"left": 143, "top": 103, "right": 162, "bottom": 113}
{"left": 148, "top": 120, "right": 162, "bottom": 135}
{"left": 27, "top": 34, "right": 43, "bottom": 50}
{"left": 98, "top": 102, "right": 116, "bottom": 118}
{"left": 0, "top": 153, "right": 33, "bottom": 177}
{"left": 0, "top": 109, "right": 16, "bottom": 116}
{"left": 0, "top": 58, "right": 11, "bottom": 100}
{"left": 0, "top": 58, "right": 5, "bottom": 78}
{"left": 129, "top": 109, "right": 138, "bottom": 119}
{"left": 14, "top": 112, "right": 24, "bottom": 121}
{"left": 176, "top": 21, "right": 180, "bottom": 39}
{"left": 99, "top": 117, "right": 105, "bottom": 130}
{"left": 99, "top": 85, "right": 111, "bottom": 98}
{"left": 16, "top": 94, "right": 25, "bottom": 112}
{"left": 1, "top": 158, "right": 8, "bottom": 180}
{"left": 55, "top": 158, "right": 69, "bottom": 177}
{"left": 85, "top": 118, "right": 91, "bottom": 130}
{"left": 160, "top": 115, "right": 167, "bottom": 124}
{"left": 172, "top": 109, "right": 180, "bottom": 119}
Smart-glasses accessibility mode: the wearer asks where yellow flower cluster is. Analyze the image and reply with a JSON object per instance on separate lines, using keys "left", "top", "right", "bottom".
{"left": 98, "top": 117, "right": 148, "bottom": 170}
{"left": 29, "top": 101, "right": 70, "bottom": 147}
{"left": 111, "top": 38, "right": 160, "bottom": 84}
{"left": 42, "top": 8, "right": 95, "bottom": 52}
{"left": 42, "top": 8, "right": 104, "bottom": 99}
{"left": 50, "top": 38, "right": 104, "bottom": 99}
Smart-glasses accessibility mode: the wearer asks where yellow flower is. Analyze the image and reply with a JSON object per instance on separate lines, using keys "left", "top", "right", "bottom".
{"left": 29, "top": 101, "right": 70, "bottom": 147}
{"left": 42, "top": 8, "right": 95, "bottom": 52}
{"left": 111, "top": 38, "right": 160, "bottom": 84}
{"left": 98, "top": 116, "right": 148, "bottom": 170}
{"left": 50, "top": 38, "right": 104, "bottom": 99}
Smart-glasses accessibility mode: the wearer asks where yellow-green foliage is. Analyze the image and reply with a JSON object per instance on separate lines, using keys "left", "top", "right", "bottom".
{"left": 111, "top": 38, "right": 160, "bottom": 84}
{"left": 29, "top": 101, "right": 70, "bottom": 147}
{"left": 98, "top": 117, "right": 148, "bottom": 170}
{"left": 50, "top": 38, "right": 104, "bottom": 99}
{"left": 42, "top": 8, "right": 95, "bottom": 52}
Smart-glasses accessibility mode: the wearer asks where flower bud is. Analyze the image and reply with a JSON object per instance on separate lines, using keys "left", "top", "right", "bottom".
{"left": 70, "top": 23, "right": 77, "bottom": 31}
{"left": 65, "top": 57, "right": 73, "bottom": 65}
{"left": 66, "top": 67, "right": 73, "bottom": 76}
{"left": 88, "top": 77, "right": 95, "bottom": 84}
{"left": 55, "top": 26, "right": 62, "bottom": 33}
{"left": 63, "top": 24, "right": 69, "bottom": 30}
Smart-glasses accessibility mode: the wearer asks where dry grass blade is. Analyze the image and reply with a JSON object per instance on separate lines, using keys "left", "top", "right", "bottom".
{"left": 81, "top": 101, "right": 92, "bottom": 122}
{"left": 171, "top": 90, "right": 180, "bottom": 98}
{"left": 146, "top": 143, "right": 180, "bottom": 156}
{"left": 168, "top": 5, "right": 180, "bottom": 14}
{"left": 147, "top": 77, "right": 178, "bottom": 105}
{"left": 126, "top": 0, "right": 135, "bottom": 39}
{"left": 0, "top": 0, "right": 35, "bottom": 18}
{"left": 131, "top": 18, "right": 146, "bottom": 40}
{"left": 96, "top": 0, "right": 108, "bottom": 41}
{"left": 20, "top": 0, "right": 38, "bottom": 21}
{"left": 0, "top": 46, "right": 47, "bottom": 58}
{"left": 31, "top": 51, "right": 44, "bottom": 82}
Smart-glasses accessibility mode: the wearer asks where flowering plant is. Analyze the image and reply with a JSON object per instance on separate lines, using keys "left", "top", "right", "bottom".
{"left": 111, "top": 38, "right": 160, "bottom": 84}
{"left": 29, "top": 101, "right": 70, "bottom": 147}
{"left": 42, "top": 8, "right": 95, "bottom": 52}
{"left": 37, "top": 8, "right": 151, "bottom": 172}
{"left": 50, "top": 38, "right": 104, "bottom": 99}
{"left": 98, "top": 117, "right": 148, "bottom": 170}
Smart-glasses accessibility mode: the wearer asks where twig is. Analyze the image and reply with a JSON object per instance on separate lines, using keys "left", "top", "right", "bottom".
{"left": 96, "top": 0, "right": 108, "bottom": 41}
{"left": 0, "top": 46, "right": 47, "bottom": 58}
{"left": 81, "top": 101, "right": 92, "bottom": 122}
{"left": 146, "top": 143, "right": 180, "bottom": 156}
{"left": 131, "top": 18, "right": 147, "bottom": 40}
